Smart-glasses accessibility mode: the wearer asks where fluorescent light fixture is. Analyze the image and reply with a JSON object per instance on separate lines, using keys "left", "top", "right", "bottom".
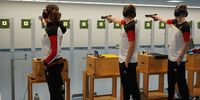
{"left": 167, "top": 0, "right": 183, "bottom": 3}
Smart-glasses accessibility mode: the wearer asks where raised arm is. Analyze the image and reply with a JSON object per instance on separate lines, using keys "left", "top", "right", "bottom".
{"left": 151, "top": 15, "right": 167, "bottom": 23}
{"left": 106, "top": 16, "right": 122, "bottom": 24}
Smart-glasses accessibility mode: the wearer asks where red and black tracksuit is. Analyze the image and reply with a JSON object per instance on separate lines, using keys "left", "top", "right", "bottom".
{"left": 119, "top": 20, "right": 141, "bottom": 100}
{"left": 167, "top": 19, "right": 190, "bottom": 100}
{"left": 43, "top": 21, "right": 66, "bottom": 100}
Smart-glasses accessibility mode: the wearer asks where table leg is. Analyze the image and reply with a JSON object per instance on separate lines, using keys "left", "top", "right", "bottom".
{"left": 112, "top": 76, "right": 117, "bottom": 97}
{"left": 28, "top": 76, "right": 33, "bottom": 100}
{"left": 89, "top": 75, "right": 94, "bottom": 100}
{"left": 83, "top": 71, "right": 87, "bottom": 100}
{"left": 158, "top": 74, "right": 164, "bottom": 92}
{"left": 66, "top": 78, "right": 70, "bottom": 100}
{"left": 188, "top": 70, "right": 194, "bottom": 94}
{"left": 143, "top": 73, "right": 149, "bottom": 96}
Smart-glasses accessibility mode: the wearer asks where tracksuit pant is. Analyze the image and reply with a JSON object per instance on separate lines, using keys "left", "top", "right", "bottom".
{"left": 167, "top": 60, "right": 189, "bottom": 100}
{"left": 119, "top": 62, "right": 141, "bottom": 100}
{"left": 45, "top": 60, "right": 65, "bottom": 100}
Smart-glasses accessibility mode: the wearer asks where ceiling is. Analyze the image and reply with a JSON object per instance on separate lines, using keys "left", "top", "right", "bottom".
{"left": 2, "top": 0, "right": 200, "bottom": 7}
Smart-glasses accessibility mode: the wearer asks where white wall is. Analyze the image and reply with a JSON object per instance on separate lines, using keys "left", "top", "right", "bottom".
{"left": 0, "top": 1, "right": 200, "bottom": 49}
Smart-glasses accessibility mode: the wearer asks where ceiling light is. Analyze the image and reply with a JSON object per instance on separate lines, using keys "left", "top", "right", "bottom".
{"left": 167, "top": 0, "right": 183, "bottom": 3}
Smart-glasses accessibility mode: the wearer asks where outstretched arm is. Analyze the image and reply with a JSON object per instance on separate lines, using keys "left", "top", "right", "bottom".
{"left": 151, "top": 15, "right": 167, "bottom": 23}
{"left": 106, "top": 16, "right": 122, "bottom": 24}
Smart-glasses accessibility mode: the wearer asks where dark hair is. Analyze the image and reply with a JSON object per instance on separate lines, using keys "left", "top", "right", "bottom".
{"left": 174, "top": 4, "right": 188, "bottom": 17}
{"left": 46, "top": 4, "right": 61, "bottom": 22}
{"left": 122, "top": 4, "right": 136, "bottom": 18}
{"left": 42, "top": 9, "right": 49, "bottom": 19}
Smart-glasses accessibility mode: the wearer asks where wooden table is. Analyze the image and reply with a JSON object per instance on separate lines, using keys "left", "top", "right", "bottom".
{"left": 82, "top": 71, "right": 119, "bottom": 100}
{"left": 28, "top": 75, "right": 70, "bottom": 100}
{"left": 82, "top": 54, "right": 120, "bottom": 100}
{"left": 28, "top": 57, "right": 70, "bottom": 100}
{"left": 186, "top": 54, "right": 200, "bottom": 96}
{"left": 138, "top": 53, "right": 168, "bottom": 100}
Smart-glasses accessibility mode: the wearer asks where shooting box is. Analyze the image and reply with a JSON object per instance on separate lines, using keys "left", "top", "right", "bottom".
{"left": 86, "top": 54, "right": 119, "bottom": 76}
{"left": 138, "top": 53, "right": 168, "bottom": 73}
{"left": 186, "top": 54, "right": 200, "bottom": 70}
{"left": 31, "top": 57, "right": 68, "bottom": 80}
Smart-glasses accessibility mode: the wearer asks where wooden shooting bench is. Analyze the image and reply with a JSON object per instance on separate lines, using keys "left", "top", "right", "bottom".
{"left": 186, "top": 54, "right": 200, "bottom": 96}
{"left": 82, "top": 54, "right": 121, "bottom": 100}
{"left": 138, "top": 53, "right": 168, "bottom": 100}
{"left": 27, "top": 58, "right": 70, "bottom": 100}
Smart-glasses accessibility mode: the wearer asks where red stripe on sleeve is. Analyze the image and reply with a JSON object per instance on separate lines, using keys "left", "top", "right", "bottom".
{"left": 44, "top": 35, "right": 57, "bottom": 64}
{"left": 121, "top": 20, "right": 125, "bottom": 25}
{"left": 167, "top": 19, "right": 173, "bottom": 24}
{"left": 127, "top": 30, "right": 135, "bottom": 41}
{"left": 183, "top": 32, "right": 190, "bottom": 42}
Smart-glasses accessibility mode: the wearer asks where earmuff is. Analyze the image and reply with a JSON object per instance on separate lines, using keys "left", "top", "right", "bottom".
{"left": 42, "top": 9, "right": 49, "bottom": 19}
{"left": 123, "top": 10, "right": 128, "bottom": 17}
{"left": 42, "top": 6, "right": 54, "bottom": 19}
{"left": 122, "top": 7, "right": 136, "bottom": 18}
